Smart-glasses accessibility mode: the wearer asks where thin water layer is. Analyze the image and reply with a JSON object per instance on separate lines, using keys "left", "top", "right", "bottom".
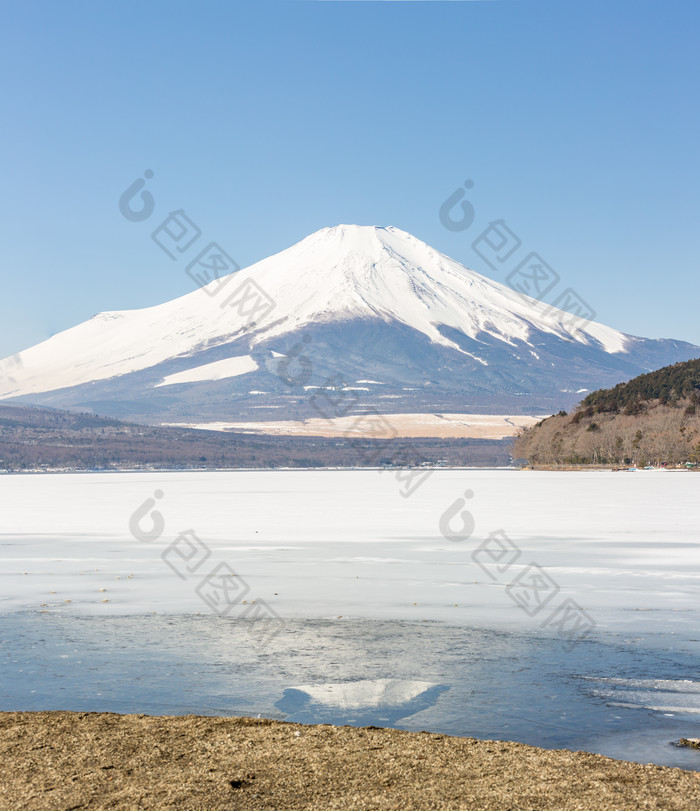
{"left": 1, "top": 612, "right": 699, "bottom": 771}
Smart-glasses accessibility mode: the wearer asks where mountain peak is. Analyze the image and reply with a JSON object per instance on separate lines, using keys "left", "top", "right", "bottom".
{"left": 1, "top": 224, "right": 698, "bottom": 422}
{"left": 253, "top": 223, "right": 626, "bottom": 354}
{"left": 298, "top": 224, "right": 417, "bottom": 261}
{"left": 316, "top": 224, "right": 399, "bottom": 237}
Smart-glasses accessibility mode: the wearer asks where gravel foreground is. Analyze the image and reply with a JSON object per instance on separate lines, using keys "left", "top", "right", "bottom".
{"left": 1, "top": 712, "right": 699, "bottom": 810}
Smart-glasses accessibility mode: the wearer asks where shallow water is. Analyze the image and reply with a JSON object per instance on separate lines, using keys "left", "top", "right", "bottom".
{"left": 2, "top": 612, "right": 699, "bottom": 771}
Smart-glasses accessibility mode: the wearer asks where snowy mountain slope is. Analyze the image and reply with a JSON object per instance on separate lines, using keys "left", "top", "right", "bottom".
{"left": 0, "top": 225, "right": 697, "bottom": 423}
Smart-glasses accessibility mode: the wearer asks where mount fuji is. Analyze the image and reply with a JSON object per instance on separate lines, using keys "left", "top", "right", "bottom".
{"left": 0, "top": 224, "right": 697, "bottom": 425}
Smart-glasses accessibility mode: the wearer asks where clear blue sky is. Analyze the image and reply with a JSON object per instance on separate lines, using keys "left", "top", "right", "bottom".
{"left": 1, "top": 0, "right": 698, "bottom": 359}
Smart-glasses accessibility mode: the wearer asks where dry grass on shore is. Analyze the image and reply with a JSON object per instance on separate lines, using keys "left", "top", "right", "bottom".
{"left": 1, "top": 712, "right": 700, "bottom": 810}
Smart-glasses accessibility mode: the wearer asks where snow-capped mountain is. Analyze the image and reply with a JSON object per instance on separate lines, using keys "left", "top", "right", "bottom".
{"left": 0, "top": 224, "right": 697, "bottom": 423}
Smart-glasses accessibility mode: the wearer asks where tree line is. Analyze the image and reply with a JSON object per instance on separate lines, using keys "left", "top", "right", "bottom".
{"left": 515, "top": 358, "right": 700, "bottom": 467}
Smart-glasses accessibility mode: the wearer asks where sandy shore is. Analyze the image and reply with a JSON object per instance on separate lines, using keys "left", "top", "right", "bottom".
{"left": 1, "top": 712, "right": 699, "bottom": 810}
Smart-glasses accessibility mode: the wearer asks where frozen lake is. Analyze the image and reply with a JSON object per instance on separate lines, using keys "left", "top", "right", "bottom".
{"left": 1, "top": 470, "right": 699, "bottom": 769}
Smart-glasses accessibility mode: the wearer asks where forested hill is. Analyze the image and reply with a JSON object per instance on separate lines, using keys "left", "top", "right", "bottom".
{"left": 580, "top": 358, "right": 700, "bottom": 414}
{"left": 514, "top": 358, "right": 700, "bottom": 467}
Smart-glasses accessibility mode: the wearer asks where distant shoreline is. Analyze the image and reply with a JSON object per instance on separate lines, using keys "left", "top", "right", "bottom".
{"left": 522, "top": 464, "right": 698, "bottom": 472}
{"left": 2, "top": 464, "right": 698, "bottom": 475}
{"left": 0, "top": 464, "right": 519, "bottom": 476}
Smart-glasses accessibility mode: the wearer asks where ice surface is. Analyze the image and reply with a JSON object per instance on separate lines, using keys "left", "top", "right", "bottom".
{"left": 2, "top": 469, "right": 698, "bottom": 770}
{"left": 583, "top": 678, "right": 700, "bottom": 714}
{"left": 1, "top": 469, "right": 698, "bottom": 646}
